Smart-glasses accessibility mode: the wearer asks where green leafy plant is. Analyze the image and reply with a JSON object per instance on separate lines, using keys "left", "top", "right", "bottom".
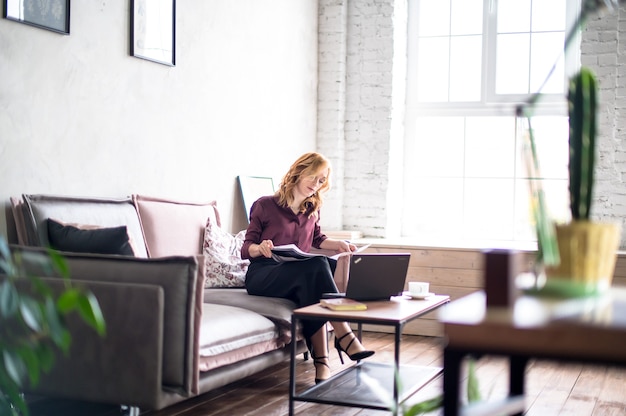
{"left": 0, "top": 237, "right": 106, "bottom": 415}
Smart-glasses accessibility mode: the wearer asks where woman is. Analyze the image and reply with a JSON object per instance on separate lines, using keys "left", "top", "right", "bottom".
{"left": 241, "top": 152, "right": 374, "bottom": 384}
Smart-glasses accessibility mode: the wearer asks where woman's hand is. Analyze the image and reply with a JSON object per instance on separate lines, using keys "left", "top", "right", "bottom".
{"left": 253, "top": 239, "right": 275, "bottom": 258}
{"left": 337, "top": 240, "right": 356, "bottom": 253}
{"left": 321, "top": 238, "right": 356, "bottom": 253}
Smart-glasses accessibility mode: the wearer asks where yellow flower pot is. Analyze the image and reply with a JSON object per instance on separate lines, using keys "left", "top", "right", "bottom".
{"left": 544, "top": 221, "right": 621, "bottom": 297}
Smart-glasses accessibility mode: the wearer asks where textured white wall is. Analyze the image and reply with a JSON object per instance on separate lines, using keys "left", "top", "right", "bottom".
{"left": 582, "top": 8, "right": 626, "bottom": 248}
{"left": 0, "top": 0, "right": 318, "bottom": 237}
{"left": 317, "top": 0, "right": 406, "bottom": 238}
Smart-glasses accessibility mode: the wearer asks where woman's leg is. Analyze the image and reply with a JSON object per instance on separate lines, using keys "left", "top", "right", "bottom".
{"left": 329, "top": 321, "right": 373, "bottom": 362}
{"left": 246, "top": 257, "right": 338, "bottom": 341}
{"left": 309, "top": 325, "right": 330, "bottom": 382}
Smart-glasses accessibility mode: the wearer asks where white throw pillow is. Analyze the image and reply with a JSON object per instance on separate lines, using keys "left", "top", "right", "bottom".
{"left": 203, "top": 217, "right": 249, "bottom": 288}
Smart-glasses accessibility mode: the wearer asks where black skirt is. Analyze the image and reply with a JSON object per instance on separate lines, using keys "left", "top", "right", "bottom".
{"left": 245, "top": 256, "right": 338, "bottom": 341}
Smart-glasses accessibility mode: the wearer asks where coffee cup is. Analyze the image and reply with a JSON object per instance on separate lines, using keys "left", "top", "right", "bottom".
{"left": 408, "top": 281, "right": 430, "bottom": 295}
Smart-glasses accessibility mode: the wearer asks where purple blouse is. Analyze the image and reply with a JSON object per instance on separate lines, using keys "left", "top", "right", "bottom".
{"left": 241, "top": 195, "right": 327, "bottom": 260}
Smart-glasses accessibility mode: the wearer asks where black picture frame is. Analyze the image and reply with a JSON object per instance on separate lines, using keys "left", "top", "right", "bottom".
{"left": 3, "top": 0, "right": 70, "bottom": 34}
{"left": 130, "top": 0, "right": 176, "bottom": 66}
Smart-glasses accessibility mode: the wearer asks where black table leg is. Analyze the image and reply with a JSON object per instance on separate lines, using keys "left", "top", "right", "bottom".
{"left": 509, "top": 355, "right": 528, "bottom": 416}
{"left": 289, "top": 317, "right": 298, "bottom": 416}
{"left": 443, "top": 348, "right": 464, "bottom": 416}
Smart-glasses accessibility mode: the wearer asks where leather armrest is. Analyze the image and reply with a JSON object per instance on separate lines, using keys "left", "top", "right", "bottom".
{"left": 11, "top": 245, "right": 199, "bottom": 396}
{"left": 24, "top": 278, "right": 165, "bottom": 409}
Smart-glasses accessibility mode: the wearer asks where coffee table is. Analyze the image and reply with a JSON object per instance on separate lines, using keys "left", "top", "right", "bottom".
{"left": 288, "top": 294, "right": 450, "bottom": 415}
{"left": 439, "top": 288, "right": 626, "bottom": 416}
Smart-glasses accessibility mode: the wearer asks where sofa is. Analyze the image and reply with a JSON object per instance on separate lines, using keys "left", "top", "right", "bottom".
{"left": 6, "top": 193, "right": 347, "bottom": 411}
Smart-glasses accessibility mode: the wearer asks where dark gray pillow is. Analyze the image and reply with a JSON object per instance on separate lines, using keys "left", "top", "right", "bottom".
{"left": 47, "top": 219, "right": 135, "bottom": 256}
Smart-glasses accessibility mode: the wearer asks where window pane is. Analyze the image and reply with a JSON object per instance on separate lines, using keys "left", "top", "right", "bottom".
{"left": 451, "top": 0, "right": 483, "bottom": 35}
{"left": 449, "top": 35, "right": 482, "bottom": 101}
{"left": 517, "top": 116, "right": 569, "bottom": 179}
{"left": 465, "top": 117, "right": 516, "bottom": 178}
{"left": 530, "top": 32, "right": 565, "bottom": 94}
{"left": 464, "top": 178, "right": 516, "bottom": 240}
{"left": 412, "top": 117, "right": 465, "bottom": 177}
{"left": 403, "top": 178, "right": 464, "bottom": 239}
{"left": 418, "top": 0, "right": 450, "bottom": 37}
{"left": 513, "top": 179, "right": 536, "bottom": 242}
{"left": 496, "top": 33, "right": 530, "bottom": 94}
{"left": 417, "top": 37, "right": 450, "bottom": 102}
{"left": 532, "top": 0, "right": 566, "bottom": 32}
{"left": 497, "top": 0, "right": 531, "bottom": 33}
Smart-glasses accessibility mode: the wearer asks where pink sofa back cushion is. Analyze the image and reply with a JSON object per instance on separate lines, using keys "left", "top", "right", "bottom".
{"left": 133, "top": 195, "right": 221, "bottom": 258}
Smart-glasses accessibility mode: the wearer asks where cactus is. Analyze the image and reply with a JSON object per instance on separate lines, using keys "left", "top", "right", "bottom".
{"left": 568, "top": 67, "right": 597, "bottom": 220}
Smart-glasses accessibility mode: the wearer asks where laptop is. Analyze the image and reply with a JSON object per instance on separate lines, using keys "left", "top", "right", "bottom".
{"left": 323, "top": 253, "right": 411, "bottom": 301}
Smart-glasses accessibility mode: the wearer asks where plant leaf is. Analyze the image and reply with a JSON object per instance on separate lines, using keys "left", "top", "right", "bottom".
{"left": 57, "top": 289, "right": 106, "bottom": 336}
{"left": 77, "top": 292, "right": 106, "bottom": 336}
{"left": 43, "top": 297, "right": 71, "bottom": 352}
{"left": 46, "top": 248, "right": 70, "bottom": 281}
{"left": 35, "top": 343, "right": 56, "bottom": 373}
{"left": 17, "top": 346, "right": 40, "bottom": 386}
{"left": 0, "top": 238, "right": 11, "bottom": 264}
{"left": 19, "top": 297, "right": 44, "bottom": 333}
{"left": 404, "top": 395, "right": 443, "bottom": 415}
{"left": 0, "top": 377, "right": 28, "bottom": 416}
{"left": 467, "top": 359, "right": 481, "bottom": 403}
{"left": 57, "top": 288, "right": 81, "bottom": 313}
{"left": 2, "top": 349, "right": 27, "bottom": 386}
{"left": 0, "top": 280, "right": 19, "bottom": 317}
{"left": 0, "top": 258, "right": 17, "bottom": 278}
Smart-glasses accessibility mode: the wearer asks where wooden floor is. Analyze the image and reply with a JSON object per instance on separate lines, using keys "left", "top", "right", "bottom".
{"left": 27, "top": 332, "right": 626, "bottom": 416}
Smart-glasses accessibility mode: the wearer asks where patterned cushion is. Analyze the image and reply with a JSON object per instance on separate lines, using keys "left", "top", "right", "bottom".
{"left": 203, "top": 217, "right": 249, "bottom": 288}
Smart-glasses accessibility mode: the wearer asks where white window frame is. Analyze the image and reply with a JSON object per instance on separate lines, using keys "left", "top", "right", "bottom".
{"left": 406, "top": 0, "right": 581, "bottom": 116}
{"left": 403, "top": 0, "right": 582, "bottom": 244}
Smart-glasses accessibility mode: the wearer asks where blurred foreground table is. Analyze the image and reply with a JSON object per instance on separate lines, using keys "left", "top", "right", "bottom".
{"left": 439, "top": 287, "right": 626, "bottom": 416}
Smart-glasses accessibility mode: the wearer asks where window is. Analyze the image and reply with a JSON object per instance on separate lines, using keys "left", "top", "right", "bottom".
{"left": 403, "top": 0, "right": 580, "bottom": 244}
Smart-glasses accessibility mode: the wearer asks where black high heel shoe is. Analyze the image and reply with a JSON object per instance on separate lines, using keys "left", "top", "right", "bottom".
{"left": 334, "top": 332, "right": 375, "bottom": 364}
{"left": 312, "top": 355, "right": 330, "bottom": 384}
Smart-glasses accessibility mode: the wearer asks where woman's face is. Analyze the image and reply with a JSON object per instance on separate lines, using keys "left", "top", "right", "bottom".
{"left": 295, "top": 167, "right": 329, "bottom": 198}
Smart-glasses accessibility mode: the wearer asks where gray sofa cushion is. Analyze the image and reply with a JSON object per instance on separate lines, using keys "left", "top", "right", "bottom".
{"left": 22, "top": 194, "right": 148, "bottom": 257}
{"left": 203, "top": 288, "right": 299, "bottom": 343}
{"left": 198, "top": 303, "right": 280, "bottom": 371}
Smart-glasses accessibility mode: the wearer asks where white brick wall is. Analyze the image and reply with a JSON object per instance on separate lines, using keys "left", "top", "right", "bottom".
{"left": 583, "top": 7, "right": 626, "bottom": 248}
{"left": 318, "top": 0, "right": 405, "bottom": 238}
{"left": 317, "top": 0, "right": 348, "bottom": 229}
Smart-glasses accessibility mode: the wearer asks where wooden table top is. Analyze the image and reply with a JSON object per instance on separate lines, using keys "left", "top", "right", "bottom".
{"left": 439, "top": 287, "right": 626, "bottom": 364}
{"left": 293, "top": 294, "right": 450, "bottom": 325}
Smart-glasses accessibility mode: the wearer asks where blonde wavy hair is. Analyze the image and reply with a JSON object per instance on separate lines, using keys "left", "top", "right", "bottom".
{"left": 276, "top": 152, "right": 331, "bottom": 218}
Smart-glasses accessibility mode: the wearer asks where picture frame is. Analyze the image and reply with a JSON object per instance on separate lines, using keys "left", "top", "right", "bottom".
{"left": 130, "top": 0, "right": 175, "bottom": 66}
{"left": 3, "top": 0, "right": 70, "bottom": 34}
{"left": 238, "top": 176, "right": 276, "bottom": 223}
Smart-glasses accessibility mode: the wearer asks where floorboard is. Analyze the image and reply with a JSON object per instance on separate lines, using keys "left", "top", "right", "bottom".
{"left": 26, "top": 332, "right": 626, "bottom": 415}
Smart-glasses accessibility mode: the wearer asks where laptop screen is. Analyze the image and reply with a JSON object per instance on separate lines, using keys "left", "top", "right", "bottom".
{"left": 344, "top": 253, "right": 410, "bottom": 301}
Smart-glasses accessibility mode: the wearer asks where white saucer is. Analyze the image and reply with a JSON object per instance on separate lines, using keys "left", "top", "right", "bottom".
{"left": 403, "top": 291, "right": 435, "bottom": 300}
